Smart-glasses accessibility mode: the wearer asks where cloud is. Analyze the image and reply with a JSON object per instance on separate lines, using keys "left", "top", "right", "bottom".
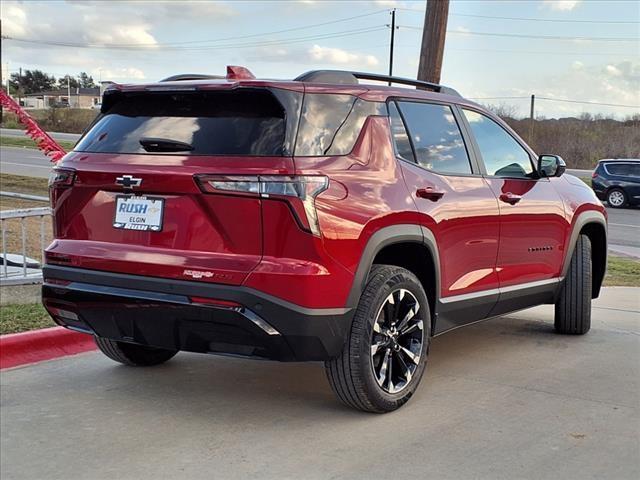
{"left": 95, "top": 67, "right": 146, "bottom": 81}
{"left": 542, "top": 0, "right": 582, "bottom": 11}
{"left": 308, "top": 45, "right": 379, "bottom": 67}
{"left": 2, "top": 4, "right": 28, "bottom": 37}
{"left": 509, "top": 60, "right": 640, "bottom": 117}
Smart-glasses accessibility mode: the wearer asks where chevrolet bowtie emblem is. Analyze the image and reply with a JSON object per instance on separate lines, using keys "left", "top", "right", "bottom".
{"left": 115, "top": 175, "right": 142, "bottom": 189}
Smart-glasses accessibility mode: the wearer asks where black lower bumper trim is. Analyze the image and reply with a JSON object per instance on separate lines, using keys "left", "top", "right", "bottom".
{"left": 42, "top": 265, "right": 353, "bottom": 361}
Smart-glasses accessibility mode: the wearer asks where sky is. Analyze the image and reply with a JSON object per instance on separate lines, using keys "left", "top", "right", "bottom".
{"left": 1, "top": 0, "right": 639, "bottom": 119}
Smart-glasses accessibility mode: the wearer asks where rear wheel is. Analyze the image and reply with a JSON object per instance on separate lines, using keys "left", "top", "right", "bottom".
{"left": 607, "top": 188, "right": 627, "bottom": 208}
{"left": 554, "top": 235, "right": 592, "bottom": 335}
{"left": 94, "top": 337, "right": 178, "bottom": 366}
{"left": 325, "top": 265, "right": 430, "bottom": 413}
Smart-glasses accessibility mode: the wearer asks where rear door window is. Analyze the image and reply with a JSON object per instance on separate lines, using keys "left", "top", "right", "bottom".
{"left": 75, "top": 89, "right": 297, "bottom": 156}
{"left": 395, "top": 101, "right": 472, "bottom": 175}
{"left": 388, "top": 102, "right": 415, "bottom": 162}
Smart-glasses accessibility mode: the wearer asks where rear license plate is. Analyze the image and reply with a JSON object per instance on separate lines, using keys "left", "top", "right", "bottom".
{"left": 113, "top": 195, "right": 164, "bottom": 231}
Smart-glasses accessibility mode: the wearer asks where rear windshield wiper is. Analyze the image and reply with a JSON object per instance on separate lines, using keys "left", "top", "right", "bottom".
{"left": 139, "top": 137, "right": 194, "bottom": 152}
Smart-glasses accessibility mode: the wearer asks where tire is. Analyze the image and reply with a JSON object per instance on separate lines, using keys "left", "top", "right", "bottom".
{"left": 325, "top": 265, "right": 431, "bottom": 413}
{"left": 94, "top": 336, "right": 178, "bottom": 366}
{"left": 606, "top": 188, "right": 627, "bottom": 208}
{"left": 554, "top": 234, "right": 592, "bottom": 335}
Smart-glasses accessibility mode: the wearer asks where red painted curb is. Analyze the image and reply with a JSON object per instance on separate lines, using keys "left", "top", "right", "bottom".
{"left": 0, "top": 327, "right": 97, "bottom": 370}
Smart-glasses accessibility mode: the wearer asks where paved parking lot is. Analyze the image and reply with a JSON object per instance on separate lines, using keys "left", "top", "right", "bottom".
{"left": 2, "top": 288, "right": 639, "bottom": 480}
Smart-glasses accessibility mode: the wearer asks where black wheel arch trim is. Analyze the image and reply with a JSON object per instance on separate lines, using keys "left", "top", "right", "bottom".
{"left": 346, "top": 224, "right": 441, "bottom": 310}
{"left": 561, "top": 210, "right": 607, "bottom": 298}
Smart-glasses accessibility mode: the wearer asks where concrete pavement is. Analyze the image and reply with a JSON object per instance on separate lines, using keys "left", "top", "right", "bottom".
{"left": 1, "top": 287, "right": 638, "bottom": 480}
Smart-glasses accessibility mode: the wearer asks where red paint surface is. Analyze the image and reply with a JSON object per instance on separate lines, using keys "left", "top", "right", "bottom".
{"left": 46, "top": 78, "right": 606, "bottom": 310}
{"left": 0, "top": 327, "right": 96, "bottom": 370}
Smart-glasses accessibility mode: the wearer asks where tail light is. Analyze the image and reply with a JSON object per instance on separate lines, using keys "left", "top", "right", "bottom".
{"left": 49, "top": 168, "right": 75, "bottom": 208}
{"left": 592, "top": 171, "right": 598, "bottom": 178}
{"left": 195, "top": 175, "right": 329, "bottom": 236}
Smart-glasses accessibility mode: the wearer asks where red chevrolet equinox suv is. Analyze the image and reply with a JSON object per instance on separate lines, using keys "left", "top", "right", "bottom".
{"left": 43, "top": 66, "right": 607, "bottom": 413}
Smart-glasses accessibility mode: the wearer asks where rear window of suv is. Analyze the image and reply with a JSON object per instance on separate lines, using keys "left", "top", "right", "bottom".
{"left": 75, "top": 89, "right": 293, "bottom": 156}
{"left": 76, "top": 89, "right": 385, "bottom": 158}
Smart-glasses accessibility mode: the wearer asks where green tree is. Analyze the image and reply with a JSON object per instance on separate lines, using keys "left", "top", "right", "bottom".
{"left": 57, "top": 75, "right": 80, "bottom": 89}
{"left": 78, "top": 72, "right": 96, "bottom": 88}
{"left": 8, "top": 70, "right": 57, "bottom": 94}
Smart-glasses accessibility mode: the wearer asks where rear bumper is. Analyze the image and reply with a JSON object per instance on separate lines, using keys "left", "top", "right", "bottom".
{"left": 42, "top": 265, "right": 353, "bottom": 361}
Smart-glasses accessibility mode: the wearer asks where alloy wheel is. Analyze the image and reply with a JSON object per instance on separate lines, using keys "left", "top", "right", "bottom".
{"left": 608, "top": 190, "right": 625, "bottom": 207}
{"left": 370, "top": 288, "right": 425, "bottom": 394}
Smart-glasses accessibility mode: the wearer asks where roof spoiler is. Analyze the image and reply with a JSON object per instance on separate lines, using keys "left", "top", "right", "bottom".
{"left": 161, "top": 66, "right": 256, "bottom": 83}
{"left": 160, "top": 74, "right": 225, "bottom": 82}
{"left": 294, "top": 70, "right": 460, "bottom": 97}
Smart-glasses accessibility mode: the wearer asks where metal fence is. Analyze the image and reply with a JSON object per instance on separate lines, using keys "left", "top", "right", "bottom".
{"left": 0, "top": 193, "right": 51, "bottom": 286}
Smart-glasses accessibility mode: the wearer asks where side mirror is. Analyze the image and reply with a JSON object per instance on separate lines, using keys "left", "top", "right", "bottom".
{"left": 538, "top": 154, "right": 566, "bottom": 178}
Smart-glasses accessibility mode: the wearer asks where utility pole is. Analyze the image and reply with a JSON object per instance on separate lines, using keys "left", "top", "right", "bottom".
{"left": 388, "top": 8, "right": 396, "bottom": 85}
{"left": 417, "top": 0, "right": 449, "bottom": 85}
{"left": 18, "top": 67, "right": 22, "bottom": 104}
{"left": 529, "top": 94, "right": 535, "bottom": 143}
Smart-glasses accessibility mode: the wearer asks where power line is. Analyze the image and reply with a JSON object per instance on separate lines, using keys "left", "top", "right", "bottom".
{"left": 399, "top": 26, "right": 638, "bottom": 41}
{"left": 396, "top": 8, "right": 640, "bottom": 24}
{"left": 469, "top": 96, "right": 640, "bottom": 108}
{"left": 1, "top": 9, "right": 388, "bottom": 49}
{"left": 537, "top": 97, "right": 640, "bottom": 108}
{"left": 444, "top": 47, "right": 635, "bottom": 56}
{"left": 470, "top": 96, "right": 530, "bottom": 100}
{"left": 4, "top": 26, "right": 387, "bottom": 51}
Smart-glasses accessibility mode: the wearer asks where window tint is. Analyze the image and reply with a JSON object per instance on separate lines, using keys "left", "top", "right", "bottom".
{"left": 396, "top": 101, "right": 472, "bottom": 175}
{"left": 295, "top": 94, "right": 355, "bottom": 156}
{"left": 463, "top": 109, "right": 533, "bottom": 178}
{"left": 388, "top": 102, "right": 414, "bottom": 162}
{"left": 325, "top": 99, "right": 386, "bottom": 156}
{"left": 606, "top": 163, "right": 640, "bottom": 176}
{"left": 75, "top": 90, "right": 292, "bottom": 156}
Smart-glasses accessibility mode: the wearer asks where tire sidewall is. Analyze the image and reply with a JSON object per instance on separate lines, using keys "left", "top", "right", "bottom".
{"left": 354, "top": 268, "right": 431, "bottom": 411}
{"left": 607, "top": 188, "right": 626, "bottom": 208}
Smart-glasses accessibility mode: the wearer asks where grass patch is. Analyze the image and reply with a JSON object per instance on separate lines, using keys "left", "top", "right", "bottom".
{"left": 604, "top": 256, "right": 640, "bottom": 287}
{"left": 0, "top": 173, "right": 49, "bottom": 197}
{"left": 0, "top": 303, "right": 55, "bottom": 335}
{"left": 579, "top": 177, "right": 591, "bottom": 186}
{"left": 1, "top": 135, "right": 76, "bottom": 152}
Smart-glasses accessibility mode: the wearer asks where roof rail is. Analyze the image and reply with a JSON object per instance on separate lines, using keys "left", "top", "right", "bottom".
{"left": 160, "top": 74, "right": 225, "bottom": 82}
{"left": 294, "top": 70, "right": 460, "bottom": 97}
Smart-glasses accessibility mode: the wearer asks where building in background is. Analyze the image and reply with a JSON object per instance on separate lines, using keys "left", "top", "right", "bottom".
{"left": 23, "top": 87, "right": 100, "bottom": 109}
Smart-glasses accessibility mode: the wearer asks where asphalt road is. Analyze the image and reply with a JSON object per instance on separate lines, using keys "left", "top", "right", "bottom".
{"left": 0, "top": 146, "right": 55, "bottom": 178}
{"left": 1, "top": 288, "right": 638, "bottom": 480}
{"left": 0, "top": 128, "right": 81, "bottom": 143}
{"left": 1, "top": 146, "right": 638, "bottom": 254}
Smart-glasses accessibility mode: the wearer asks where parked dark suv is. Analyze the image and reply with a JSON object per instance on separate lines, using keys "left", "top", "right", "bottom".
{"left": 592, "top": 159, "right": 640, "bottom": 208}
{"left": 43, "top": 67, "right": 607, "bottom": 412}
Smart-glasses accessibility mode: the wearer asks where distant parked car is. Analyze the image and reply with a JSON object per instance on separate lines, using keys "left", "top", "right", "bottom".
{"left": 592, "top": 159, "right": 640, "bottom": 208}
{"left": 91, "top": 102, "right": 102, "bottom": 110}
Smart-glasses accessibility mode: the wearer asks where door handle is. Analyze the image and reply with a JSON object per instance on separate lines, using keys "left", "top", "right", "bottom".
{"left": 499, "top": 192, "right": 522, "bottom": 205}
{"left": 416, "top": 187, "right": 445, "bottom": 202}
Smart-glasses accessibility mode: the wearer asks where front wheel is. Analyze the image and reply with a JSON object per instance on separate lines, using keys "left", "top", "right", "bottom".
{"left": 554, "top": 234, "right": 592, "bottom": 335}
{"left": 325, "top": 265, "right": 430, "bottom": 413}
{"left": 95, "top": 337, "right": 178, "bottom": 366}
